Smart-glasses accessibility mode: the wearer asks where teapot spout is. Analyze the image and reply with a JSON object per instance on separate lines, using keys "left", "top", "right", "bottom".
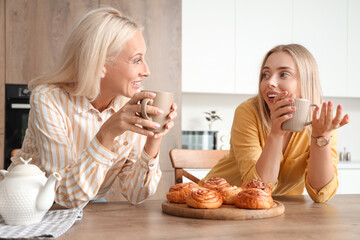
{"left": 0, "top": 170, "right": 8, "bottom": 182}
{"left": 36, "top": 172, "right": 62, "bottom": 211}
{"left": 0, "top": 169, "right": 8, "bottom": 178}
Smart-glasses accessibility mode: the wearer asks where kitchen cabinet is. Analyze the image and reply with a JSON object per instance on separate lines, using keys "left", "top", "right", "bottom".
{"left": 235, "top": 0, "right": 292, "bottom": 94}
{"left": 182, "top": 0, "right": 235, "bottom": 93}
{"left": 5, "top": 0, "right": 98, "bottom": 85}
{"left": 183, "top": 0, "right": 360, "bottom": 97}
{"left": 348, "top": 0, "right": 360, "bottom": 97}
{"left": 338, "top": 168, "right": 360, "bottom": 194}
{"left": 293, "top": 0, "right": 348, "bottom": 97}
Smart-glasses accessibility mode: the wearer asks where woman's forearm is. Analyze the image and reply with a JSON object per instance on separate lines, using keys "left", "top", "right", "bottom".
{"left": 307, "top": 137, "right": 334, "bottom": 191}
{"left": 256, "top": 133, "right": 283, "bottom": 186}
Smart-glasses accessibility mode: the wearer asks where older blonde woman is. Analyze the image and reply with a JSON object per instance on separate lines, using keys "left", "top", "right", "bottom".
{"left": 201, "top": 44, "right": 349, "bottom": 203}
{"left": 9, "top": 7, "right": 177, "bottom": 208}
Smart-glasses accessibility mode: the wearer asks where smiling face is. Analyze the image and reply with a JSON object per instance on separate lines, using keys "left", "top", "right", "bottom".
{"left": 259, "top": 51, "right": 301, "bottom": 107}
{"left": 101, "top": 31, "right": 150, "bottom": 98}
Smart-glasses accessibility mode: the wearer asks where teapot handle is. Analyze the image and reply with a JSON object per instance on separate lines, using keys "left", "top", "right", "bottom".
{"left": 0, "top": 170, "right": 8, "bottom": 178}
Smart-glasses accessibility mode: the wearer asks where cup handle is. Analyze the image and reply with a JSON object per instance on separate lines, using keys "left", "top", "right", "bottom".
{"left": 141, "top": 98, "right": 153, "bottom": 120}
{"left": 305, "top": 104, "right": 318, "bottom": 126}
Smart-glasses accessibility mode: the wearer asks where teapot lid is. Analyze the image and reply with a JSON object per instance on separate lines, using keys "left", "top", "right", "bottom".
{"left": 8, "top": 157, "right": 44, "bottom": 176}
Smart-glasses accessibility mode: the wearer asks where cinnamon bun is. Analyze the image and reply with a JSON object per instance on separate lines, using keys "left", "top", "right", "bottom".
{"left": 241, "top": 179, "right": 272, "bottom": 194}
{"left": 166, "top": 182, "right": 198, "bottom": 203}
{"left": 186, "top": 187, "right": 223, "bottom": 209}
{"left": 234, "top": 188, "right": 274, "bottom": 209}
{"left": 218, "top": 186, "right": 243, "bottom": 205}
{"left": 202, "top": 177, "right": 231, "bottom": 191}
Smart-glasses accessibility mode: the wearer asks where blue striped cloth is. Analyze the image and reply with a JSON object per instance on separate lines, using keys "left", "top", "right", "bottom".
{"left": 0, "top": 208, "right": 82, "bottom": 239}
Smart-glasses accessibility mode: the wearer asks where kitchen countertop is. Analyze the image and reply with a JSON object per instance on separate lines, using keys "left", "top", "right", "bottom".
{"left": 338, "top": 161, "right": 360, "bottom": 169}
{"left": 56, "top": 194, "right": 360, "bottom": 240}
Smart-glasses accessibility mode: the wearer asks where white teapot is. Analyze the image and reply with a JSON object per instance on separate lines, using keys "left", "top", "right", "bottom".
{"left": 0, "top": 157, "right": 62, "bottom": 225}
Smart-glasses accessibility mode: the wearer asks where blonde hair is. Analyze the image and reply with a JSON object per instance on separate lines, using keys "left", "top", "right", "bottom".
{"left": 256, "top": 44, "right": 323, "bottom": 136}
{"left": 29, "top": 7, "right": 143, "bottom": 101}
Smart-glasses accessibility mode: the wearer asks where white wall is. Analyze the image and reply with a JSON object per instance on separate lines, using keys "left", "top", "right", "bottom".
{"left": 182, "top": 92, "right": 360, "bottom": 162}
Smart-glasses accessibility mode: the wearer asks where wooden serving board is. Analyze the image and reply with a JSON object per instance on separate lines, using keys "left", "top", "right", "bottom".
{"left": 162, "top": 200, "right": 285, "bottom": 220}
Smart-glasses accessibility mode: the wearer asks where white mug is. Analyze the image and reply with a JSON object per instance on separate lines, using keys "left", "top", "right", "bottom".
{"left": 140, "top": 90, "right": 173, "bottom": 133}
{"left": 281, "top": 98, "right": 317, "bottom": 132}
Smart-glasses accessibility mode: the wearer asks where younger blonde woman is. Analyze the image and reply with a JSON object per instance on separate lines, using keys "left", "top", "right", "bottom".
{"left": 201, "top": 44, "right": 349, "bottom": 202}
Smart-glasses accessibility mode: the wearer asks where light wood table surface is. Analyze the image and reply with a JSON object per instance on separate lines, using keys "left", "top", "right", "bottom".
{"left": 57, "top": 194, "right": 360, "bottom": 240}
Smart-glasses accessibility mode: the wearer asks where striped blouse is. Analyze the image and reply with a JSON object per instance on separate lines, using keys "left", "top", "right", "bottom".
{"left": 9, "top": 84, "right": 162, "bottom": 209}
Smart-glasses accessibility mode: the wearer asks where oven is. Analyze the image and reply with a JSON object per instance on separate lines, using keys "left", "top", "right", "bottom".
{"left": 4, "top": 84, "right": 31, "bottom": 169}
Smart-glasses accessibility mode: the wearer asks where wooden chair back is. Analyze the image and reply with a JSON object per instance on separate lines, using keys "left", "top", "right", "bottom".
{"left": 169, "top": 149, "right": 229, "bottom": 184}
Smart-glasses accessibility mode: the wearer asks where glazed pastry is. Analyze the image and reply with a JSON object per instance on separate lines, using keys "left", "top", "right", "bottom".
{"left": 202, "top": 177, "right": 231, "bottom": 191}
{"left": 234, "top": 188, "right": 274, "bottom": 209}
{"left": 241, "top": 179, "right": 272, "bottom": 194}
{"left": 186, "top": 187, "right": 223, "bottom": 209}
{"left": 218, "top": 186, "right": 243, "bottom": 205}
{"left": 166, "top": 182, "right": 198, "bottom": 203}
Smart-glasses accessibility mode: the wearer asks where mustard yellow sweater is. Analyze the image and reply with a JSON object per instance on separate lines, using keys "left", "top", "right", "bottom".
{"left": 201, "top": 97, "right": 339, "bottom": 202}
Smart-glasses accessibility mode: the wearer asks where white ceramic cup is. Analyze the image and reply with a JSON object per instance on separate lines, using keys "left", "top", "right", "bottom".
{"left": 281, "top": 98, "right": 317, "bottom": 132}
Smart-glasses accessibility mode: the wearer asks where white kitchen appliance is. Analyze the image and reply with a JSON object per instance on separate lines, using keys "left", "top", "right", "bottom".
{"left": 215, "top": 131, "right": 231, "bottom": 150}
{"left": 181, "top": 130, "right": 230, "bottom": 150}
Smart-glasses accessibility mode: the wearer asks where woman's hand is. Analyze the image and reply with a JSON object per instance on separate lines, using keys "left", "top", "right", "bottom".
{"left": 96, "top": 91, "right": 177, "bottom": 149}
{"left": 96, "top": 92, "right": 162, "bottom": 147}
{"left": 311, "top": 101, "right": 350, "bottom": 137}
{"left": 148, "top": 102, "right": 177, "bottom": 139}
{"left": 268, "top": 91, "right": 297, "bottom": 136}
{"left": 143, "top": 99, "right": 177, "bottom": 158}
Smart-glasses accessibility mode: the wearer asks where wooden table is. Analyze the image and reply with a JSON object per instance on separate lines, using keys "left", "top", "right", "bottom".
{"left": 57, "top": 195, "right": 360, "bottom": 240}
